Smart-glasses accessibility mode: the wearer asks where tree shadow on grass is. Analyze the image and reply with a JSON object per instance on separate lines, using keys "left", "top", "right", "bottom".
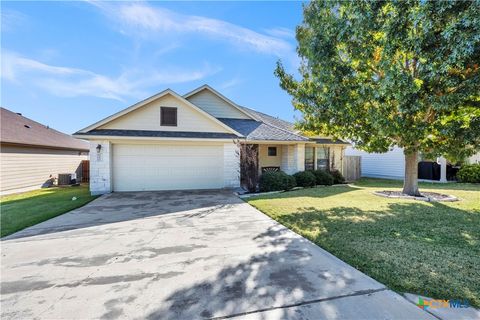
{"left": 276, "top": 201, "right": 479, "bottom": 308}
{"left": 354, "top": 178, "right": 480, "bottom": 192}
{"left": 247, "top": 185, "right": 357, "bottom": 201}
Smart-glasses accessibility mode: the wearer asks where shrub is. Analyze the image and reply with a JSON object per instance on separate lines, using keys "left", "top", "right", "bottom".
{"left": 293, "top": 171, "right": 317, "bottom": 188}
{"left": 313, "top": 170, "right": 334, "bottom": 185}
{"left": 330, "top": 169, "right": 346, "bottom": 184}
{"left": 259, "top": 171, "right": 297, "bottom": 192}
{"left": 284, "top": 174, "right": 297, "bottom": 190}
{"left": 457, "top": 164, "right": 480, "bottom": 183}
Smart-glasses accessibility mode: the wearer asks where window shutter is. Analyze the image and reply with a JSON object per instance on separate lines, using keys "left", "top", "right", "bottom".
{"left": 160, "top": 107, "right": 177, "bottom": 126}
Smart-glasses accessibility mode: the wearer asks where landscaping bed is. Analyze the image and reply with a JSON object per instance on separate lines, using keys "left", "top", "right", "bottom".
{"left": 373, "top": 190, "right": 458, "bottom": 202}
{"left": 246, "top": 178, "right": 480, "bottom": 307}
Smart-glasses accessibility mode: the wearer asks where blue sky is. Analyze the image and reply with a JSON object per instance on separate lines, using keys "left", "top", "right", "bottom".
{"left": 1, "top": 1, "right": 304, "bottom": 134}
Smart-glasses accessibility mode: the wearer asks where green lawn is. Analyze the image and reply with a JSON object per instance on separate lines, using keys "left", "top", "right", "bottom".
{"left": 246, "top": 178, "right": 480, "bottom": 307}
{"left": 1, "top": 185, "right": 98, "bottom": 237}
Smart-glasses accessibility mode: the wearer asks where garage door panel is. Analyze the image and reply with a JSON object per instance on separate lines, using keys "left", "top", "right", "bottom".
{"left": 112, "top": 144, "right": 224, "bottom": 191}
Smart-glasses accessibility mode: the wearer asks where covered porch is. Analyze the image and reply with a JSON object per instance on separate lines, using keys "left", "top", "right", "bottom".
{"left": 240, "top": 140, "right": 349, "bottom": 188}
{"left": 257, "top": 142, "right": 306, "bottom": 175}
{"left": 256, "top": 141, "right": 348, "bottom": 175}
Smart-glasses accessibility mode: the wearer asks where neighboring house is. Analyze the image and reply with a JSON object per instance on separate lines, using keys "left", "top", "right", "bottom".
{"left": 468, "top": 152, "right": 480, "bottom": 164}
{"left": 0, "top": 107, "right": 89, "bottom": 195}
{"left": 74, "top": 85, "right": 348, "bottom": 194}
{"left": 345, "top": 146, "right": 480, "bottom": 181}
{"left": 345, "top": 146, "right": 406, "bottom": 180}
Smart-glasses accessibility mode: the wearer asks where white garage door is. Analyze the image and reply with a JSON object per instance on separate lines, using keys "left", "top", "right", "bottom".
{"left": 112, "top": 143, "right": 224, "bottom": 191}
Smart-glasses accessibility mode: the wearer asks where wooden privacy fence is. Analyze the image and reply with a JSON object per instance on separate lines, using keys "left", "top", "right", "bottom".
{"left": 81, "top": 160, "right": 90, "bottom": 183}
{"left": 343, "top": 156, "right": 361, "bottom": 181}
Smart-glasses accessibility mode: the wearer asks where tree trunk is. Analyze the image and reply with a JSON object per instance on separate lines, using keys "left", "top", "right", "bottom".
{"left": 403, "top": 150, "right": 421, "bottom": 196}
{"left": 240, "top": 144, "right": 258, "bottom": 193}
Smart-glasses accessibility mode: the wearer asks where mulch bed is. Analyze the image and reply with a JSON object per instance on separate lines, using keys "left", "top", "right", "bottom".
{"left": 373, "top": 190, "right": 458, "bottom": 202}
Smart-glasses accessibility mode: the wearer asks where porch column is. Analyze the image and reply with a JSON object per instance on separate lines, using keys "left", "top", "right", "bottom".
{"left": 281, "top": 145, "right": 293, "bottom": 174}
{"left": 223, "top": 142, "right": 240, "bottom": 188}
{"left": 89, "top": 140, "right": 112, "bottom": 195}
{"left": 281, "top": 144, "right": 305, "bottom": 174}
{"left": 294, "top": 144, "right": 305, "bottom": 172}
{"left": 438, "top": 156, "right": 447, "bottom": 183}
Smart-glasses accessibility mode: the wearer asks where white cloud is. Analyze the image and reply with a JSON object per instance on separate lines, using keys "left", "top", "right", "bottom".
{"left": 1, "top": 9, "right": 28, "bottom": 32}
{"left": 153, "top": 43, "right": 182, "bottom": 57}
{"left": 92, "top": 2, "right": 295, "bottom": 58}
{"left": 219, "top": 77, "right": 243, "bottom": 90}
{"left": 264, "top": 27, "right": 296, "bottom": 39}
{"left": 1, "top": 51, "right": 219, "bottom": 101}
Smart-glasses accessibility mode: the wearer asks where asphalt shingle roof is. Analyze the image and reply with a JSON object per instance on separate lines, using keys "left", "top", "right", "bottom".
{"left": 239, "top": 106, "right": 296, "bottom": 132}
{"left": 218, "top": 118, "right": 309, "bottom": 142}
{"left": 312, "top": 138, "right": 350, "bottom": 145}
{"left": 1, "top": 107, "right": 89, "bottom": 151}
{"left": 76, "top": 129, "right": 239, "bottom": 139}
{"left": 234, "top": 106, "right": 348, "bottom": 144}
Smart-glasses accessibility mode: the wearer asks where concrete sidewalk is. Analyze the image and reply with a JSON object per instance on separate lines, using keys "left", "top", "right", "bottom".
{"left": 1, "top": 190, "right": 435, "bottom": 319}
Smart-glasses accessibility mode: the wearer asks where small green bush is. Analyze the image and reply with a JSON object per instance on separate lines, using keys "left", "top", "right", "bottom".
{"left": 293, "top": 171, "right": 317, "bottom": 188}
{"left": 457, "top": 164, "right": 480, "bottom": 183}
{"left": 313, "top": 170, "right": 334, "bottom": 185}
{"left": 330, "top": 169, "right": 346, "bottom": 184}
{"left": 284, "top": 175, "right": 297, "bottom": 190}
{"left": 259, "top": 171, "right": 297, "bottom": 192}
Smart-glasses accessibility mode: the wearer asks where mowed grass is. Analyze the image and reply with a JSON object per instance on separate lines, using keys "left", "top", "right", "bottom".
{"left": 246, "top": 178, "right": 480, "bottom": 307}
{"left": 1, "top": 185, "right": 98, "bottom": 237}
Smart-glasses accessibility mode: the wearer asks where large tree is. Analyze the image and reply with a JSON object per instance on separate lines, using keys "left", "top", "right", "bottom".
{"left": 276, "top": 1, "right": 480, "bottom": 195}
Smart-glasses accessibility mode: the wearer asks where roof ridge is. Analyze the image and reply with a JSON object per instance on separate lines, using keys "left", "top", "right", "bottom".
{"left": 237, "top": 106, "right": 307, "bottom": 141}
{"left": 239, "top": 105, "right": 293, "bottom": 125}
{"left": 261, "top": 121, "right": 308, "bottom": 140}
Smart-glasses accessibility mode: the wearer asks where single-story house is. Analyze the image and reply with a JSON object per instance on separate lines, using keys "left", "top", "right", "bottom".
{"left": 74, "top": 85, "right": 348, "bottom": 195}
{"left": 0, "top": 107, "right": 89, "bottom": 195}
{"left": 345, "top": 146, "right": 479, "bottom": 182}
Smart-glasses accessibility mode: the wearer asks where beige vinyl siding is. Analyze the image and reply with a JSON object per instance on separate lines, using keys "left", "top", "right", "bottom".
{"left": 186, "top": 89, "right": 250, "bottom": 119}
{"left": 0, "top": 145, "right": 88, "bottom": 192}
{"left": 258, "top": 144, "right": 282, "bottom": 174}
{"left": 328, "top": 145, "right": 345, "bottom": 173}
{"left": 99, "top": 94, "right": 230, "bottom": 133}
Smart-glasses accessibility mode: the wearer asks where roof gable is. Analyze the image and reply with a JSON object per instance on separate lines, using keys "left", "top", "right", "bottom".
{"left": 77, "top": 89, "right": 241, "bottom": 136}
{"left": 184, "top": 85, "right": 257, "bottom": 120}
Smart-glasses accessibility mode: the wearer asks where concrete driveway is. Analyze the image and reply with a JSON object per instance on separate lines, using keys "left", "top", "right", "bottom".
{"left": 1, "top": 190, "right": 434, "bottom": 319}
